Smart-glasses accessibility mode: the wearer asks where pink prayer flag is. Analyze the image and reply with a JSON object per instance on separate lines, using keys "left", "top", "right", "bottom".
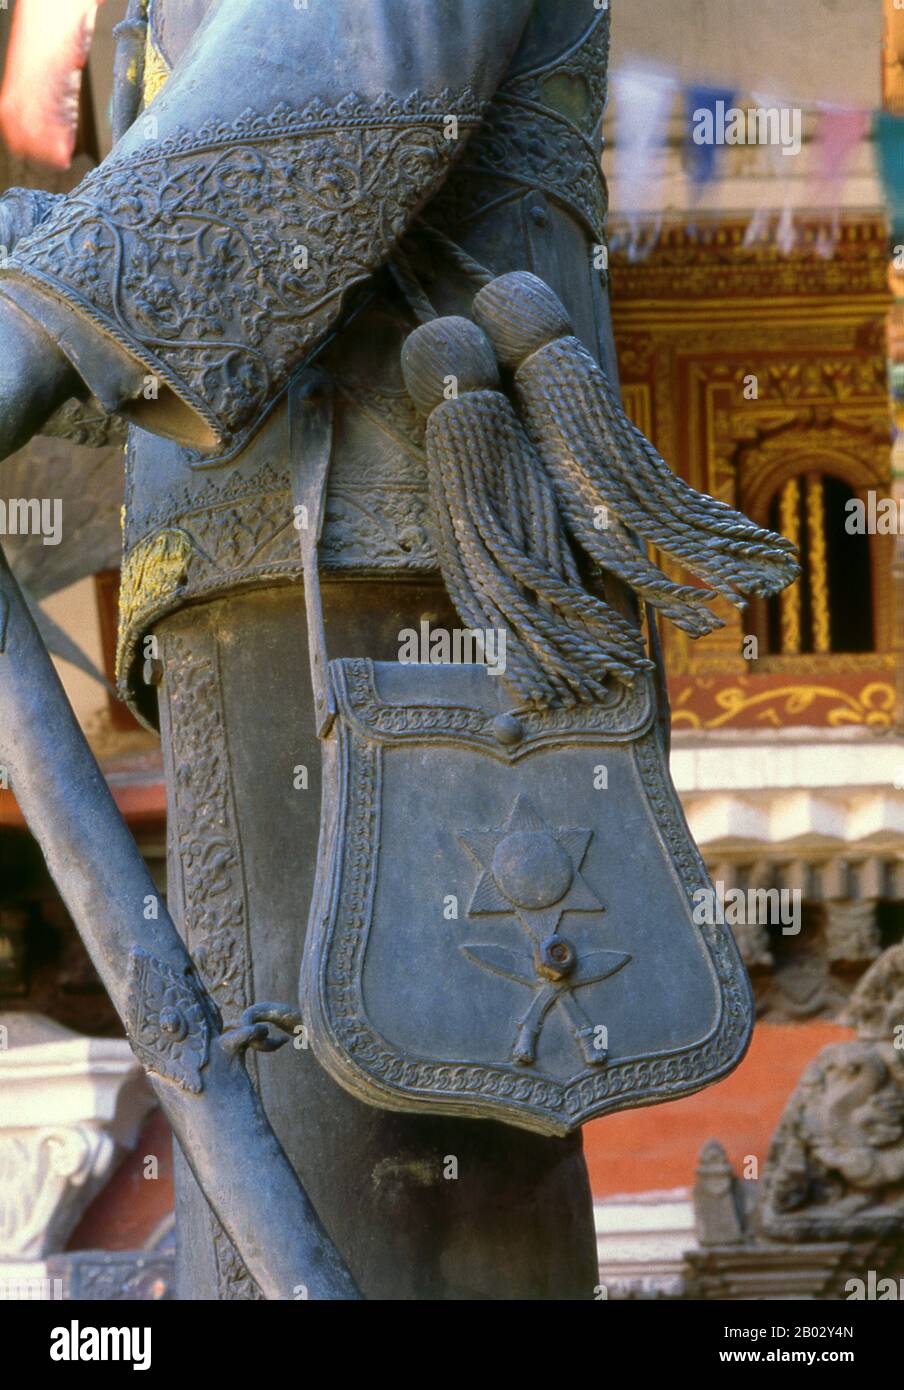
{"left": 812, "top": 106, "right": 869, "bottom": 203}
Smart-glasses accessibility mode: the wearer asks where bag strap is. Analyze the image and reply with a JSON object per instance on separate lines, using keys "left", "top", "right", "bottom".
{"left": 288, "top": 369, "right": 336, "bottom": 737}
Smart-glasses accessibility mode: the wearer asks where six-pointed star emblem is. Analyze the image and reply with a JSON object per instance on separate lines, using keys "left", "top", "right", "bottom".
{"left": 458, "top": 793, "right": 602, "bottom": 939}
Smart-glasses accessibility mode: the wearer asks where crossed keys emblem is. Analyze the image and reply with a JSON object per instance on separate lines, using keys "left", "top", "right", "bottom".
{"left": 457, "top": 796, "right": 630, "bottom": 1067}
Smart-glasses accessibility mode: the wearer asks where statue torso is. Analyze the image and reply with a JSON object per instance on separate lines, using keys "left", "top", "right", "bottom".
{"left": 118, "top": 0, "right": 614, "bottom": 713}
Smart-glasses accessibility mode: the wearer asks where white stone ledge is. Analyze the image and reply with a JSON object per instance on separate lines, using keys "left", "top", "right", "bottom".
{"left": 670, "top": 736, "right": 904, "bottom": 795}
{"left": 0, "top": 1015, "right": 154, "bottom": 1260}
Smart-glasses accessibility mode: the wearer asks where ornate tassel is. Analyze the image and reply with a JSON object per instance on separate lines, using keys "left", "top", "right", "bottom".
{"left": 471, "top": 272, "right": 800, "bottom": 614}
{"left": 401, "top": 315, "right": 657, "bottom": 706}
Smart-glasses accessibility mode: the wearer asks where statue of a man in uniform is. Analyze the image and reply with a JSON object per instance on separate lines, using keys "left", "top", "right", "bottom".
{"left": 0, "top": 0, "right": 796, "bottom": 1299}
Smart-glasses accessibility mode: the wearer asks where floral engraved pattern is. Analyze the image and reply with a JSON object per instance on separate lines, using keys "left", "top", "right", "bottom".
{"left": 504, "top": 8, "right": 610, "bottom": 139}
{"left": 431, "top": 11, "right": 609, "bottom": 239}
{"left": 337, "top": 659, "right": 653, "bottom": 748}
{"left": 6, "top": 91, "right": 484, "bottom": 443}
{"left": 433, "top": 100, "right": 606, "bottom": 241}
{"left": 116, "top": 464, "right": 304, "bottom": 693}
{"left": 163, "top": 630, "right": 260, "bottom": 1298}
{"left": 127, "top": 950, "right": 210, "bottom": 1093}
{"left": 165, "top": 632, "right": 251, "bottom": 1022}
{"left": 212, "top": 1227, "right": 262, "bottom": 1302}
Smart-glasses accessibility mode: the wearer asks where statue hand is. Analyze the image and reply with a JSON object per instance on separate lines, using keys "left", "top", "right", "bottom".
{"left": 0, "top": 295, "right": 82, "bottom": 463}
{"left": 0, "top": 188, "right": 62, "bottom": 257}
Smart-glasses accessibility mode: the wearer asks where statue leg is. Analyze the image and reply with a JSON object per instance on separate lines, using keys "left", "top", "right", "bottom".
{"left": 156, "top": 579, "right": 599, "bottom": 1301}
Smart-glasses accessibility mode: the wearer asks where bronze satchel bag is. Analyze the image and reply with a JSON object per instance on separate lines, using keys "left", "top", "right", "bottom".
{"left": 291, "top": 294, "right": 763, "bottom": 1135}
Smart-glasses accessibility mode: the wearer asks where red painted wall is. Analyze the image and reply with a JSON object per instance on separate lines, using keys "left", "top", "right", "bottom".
{"left": 583, "top": 1020, "right": 852, "bottom": 1196}
{"left": 67, "top": 1109, "right": 174, "bottom": 1251}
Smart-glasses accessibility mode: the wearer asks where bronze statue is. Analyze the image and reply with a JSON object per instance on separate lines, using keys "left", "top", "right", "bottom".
{"left": 0, "top": 0, "right": 796, "bottom": 1299}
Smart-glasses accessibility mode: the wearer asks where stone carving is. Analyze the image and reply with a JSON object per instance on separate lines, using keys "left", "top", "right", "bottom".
{"left": 846, "top": 943, "right": 904, "bottom": 1040}
{"left": 729, "top": 918, "right": 774, "bottom": 974}
{"left": 0, "top": 1014, "right": 154, "bottom": 1259}
{"left": 757, "top": 1040, "right": 904, "bottom": 1241}
{"left": 685, "top": 877, "right": 894, "bottom": 1024}
{"left": 825, "top": 900, "right": 881, "bottom": 967}
{"left": 0, "top": 1128, "right": 116, "bottom": 1260}
{"left": 693, "top": 1139, "right": 748, "bottom": 1247}
{"left": 757, "top": 948, "right": 850, "bottom": 1023}
{"left": 688, "top": 944, "right": 904, "bottom": 1299}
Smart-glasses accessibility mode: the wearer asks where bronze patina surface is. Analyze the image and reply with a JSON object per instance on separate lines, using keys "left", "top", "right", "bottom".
{"left": 0, "top": 0, "right": 793, "bottom": 1300}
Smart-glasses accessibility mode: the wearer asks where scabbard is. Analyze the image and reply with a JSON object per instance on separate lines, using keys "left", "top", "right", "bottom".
{"left": 110, "top": 0, "right": 148, "bottom": 144}
{"left": 0, "top": 546, "right": 359, "bottom": 1301}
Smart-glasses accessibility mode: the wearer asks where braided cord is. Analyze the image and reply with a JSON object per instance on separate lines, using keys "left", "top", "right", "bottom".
{"left": 517, "top": 342, "right": 799, "bottom": 604}
{"left": 426, "top": 393, "right": 654, "bottom": 700}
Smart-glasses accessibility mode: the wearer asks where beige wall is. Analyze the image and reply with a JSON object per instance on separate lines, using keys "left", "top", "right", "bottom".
{"left": 41, "top": 581, "right": 109, "bottom": 736}
{"left": 611, "top": 0, "right": 881, "bottom": 108}
{"left": 606, "top": 0, "right": 883, "bottom": 218}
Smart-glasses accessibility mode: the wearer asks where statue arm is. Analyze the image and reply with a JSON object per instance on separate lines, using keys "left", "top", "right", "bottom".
{"left": 0, "top": 0, "right": 535, "bottom": 457}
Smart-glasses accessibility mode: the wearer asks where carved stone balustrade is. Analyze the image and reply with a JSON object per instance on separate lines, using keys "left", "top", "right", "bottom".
{"left": 0, "top": 1012, "right": 154, "bottom": 1262}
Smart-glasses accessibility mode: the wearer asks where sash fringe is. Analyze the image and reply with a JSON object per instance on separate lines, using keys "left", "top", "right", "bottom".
{"left": 472, "top": 272, "right": 800, "bottom": 618}
{"left": 402, "top": 316, "right": 654, "bottom": 706}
